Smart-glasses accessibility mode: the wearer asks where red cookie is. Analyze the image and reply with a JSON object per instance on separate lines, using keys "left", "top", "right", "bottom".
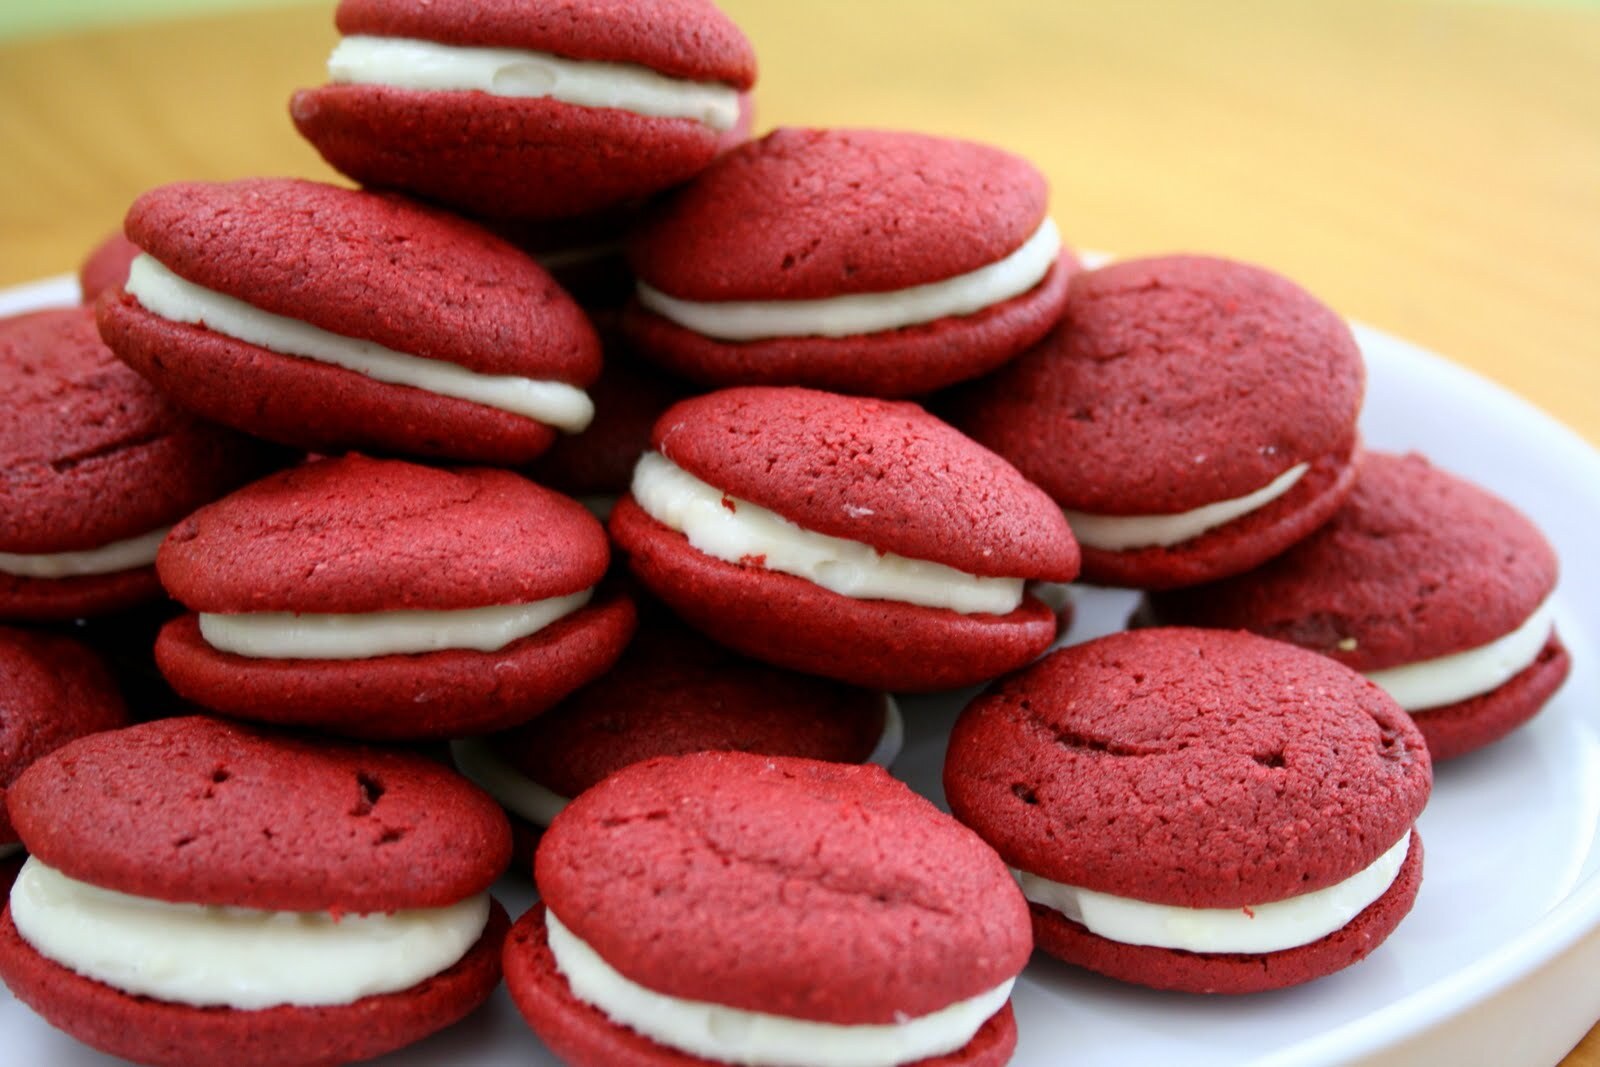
{"left": 0, "top": 627, "right": 130, "bottom": 851}
{"left": 508, "top": 752, "right": 1027, "bottom": 1065}
{"left": 455, "top": 610, "right": 898, "bottom": 868}
{"left": 154, "top": 455, "right": 636, "bottom": 740}
{"left": 945, "top": 627, "right": 1432, "bottom": 994}
{"left": 0, "top": 716, "right": 510, "bottom": 1067}
{"left": 1148, "top": 451, "right": 1569, "bottom": 760}
{"left": 291, "top": 0, "right": 757, "bottom": 221}
{"left": 78, "top": 231, "right": 139, "bottom": 304}
{"left": 608, "top": 386, "right": 1079, "bottom": 690}
{"left": 1, "top": 307, "right": 282, "bottom": 621}
{"left": 623, "top": 127, "right": 1076, "bottom": 397}
{"left": 949, "top": 255, "right": 1364, "bottom": 589}
{"left": 96, "top": 178, "right": 601, "bottom": 464}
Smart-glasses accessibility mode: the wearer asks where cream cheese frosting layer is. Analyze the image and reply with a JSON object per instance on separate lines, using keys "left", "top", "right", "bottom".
{"left": 631, "top": 452, "right": 1024, "bottom": 615}
{"left": 9, "top": 857, "right": 490, "bottom": 1010}
{"left": 0, "top": 527, "right": 168, "bottom": 579}
{"left": 1366, "top": 596, "right": 1557, "bottom": 712}
{"left": 329, "top": 36, "right": 740, "bottom": 132}
{"left": 1018, "top": 833, "right": 1411, "bottom": 955}
{"left": 451, "top": 695, "right": 905, "bottom": 829}
{"left": 546, "top": 908, "right": 1013, "bottom": 1067}
{"left": 636, "top": 218, "right": 1061, "bottom": 341}
{"left": 125, "top": 254, "right": 594, "bottom": 432}
{"left": 198, "top": 589, "right": 593, "bottom": 660}
{"left": 1063, "top": 462, "right": 1310, "bottom": 551}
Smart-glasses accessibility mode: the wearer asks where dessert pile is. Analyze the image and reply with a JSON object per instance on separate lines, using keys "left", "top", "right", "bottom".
{"left": 0, "top": 1, "right": 1570, "bottom": 1064}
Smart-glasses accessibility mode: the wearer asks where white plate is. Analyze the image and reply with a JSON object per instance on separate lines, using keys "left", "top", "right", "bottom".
{"left": 2, "top": 278, "right": 1597, "bottom": 1066}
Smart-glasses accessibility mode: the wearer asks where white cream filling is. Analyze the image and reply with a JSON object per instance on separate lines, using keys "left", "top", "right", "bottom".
{"left": 636, "top": 218, "right": 1061, "bottom": 341}
{"left": 125, "top": 255, "right": 594, "bottom": 432}
{"left": 198, "top": 589, "right": 592, "bottom": 660}
{"left": 450, "top": 695, "right": 905, "bottom": 829}
{"left": 1018, "top": 833, "right": 1411, "bottom": 955}
{"left": 546, "top": 908, "right": 1013, "bottom": 1067}
{"left": 329, "top": 36, "right": 740, "bottom": 131}
{"left": 631, "top": 452, "right": 1024, "bottom": 615}
{"left": 9, "top": 857, "right": 489, "bottom": 1010}
{"left": 0, "top": 526, "right": 168, "bottom": 579}
{"left": 1365, "top": 596, "right": 1557, "bottom": 712}
{"left": 1063, "top": 462, "right": 1310, "bottom": 551}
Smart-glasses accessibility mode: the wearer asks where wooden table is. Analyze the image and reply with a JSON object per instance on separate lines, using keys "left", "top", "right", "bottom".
{"left": 0, "top": 1, "right": 1595, "bottom": 1062}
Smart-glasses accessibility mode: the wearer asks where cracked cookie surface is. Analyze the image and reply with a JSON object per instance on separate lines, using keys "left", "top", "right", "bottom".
{"left": 534, "top": 751, "right": 1031, "bottom": 1025}
{"left": 944, "top": 627, "right": 1431, "bottom": 906}
{"left": 7, "top": 715, "right": 510, "bottom": 911}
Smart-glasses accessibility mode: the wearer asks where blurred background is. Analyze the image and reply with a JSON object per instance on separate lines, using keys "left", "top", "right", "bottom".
{"left": 0, "top": 0, "right": 1596, "bottom": 446}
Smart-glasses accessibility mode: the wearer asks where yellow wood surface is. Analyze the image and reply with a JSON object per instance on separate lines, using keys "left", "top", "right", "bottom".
{"left": 0, "top": 1, "right": 1595, "bottom": 1061}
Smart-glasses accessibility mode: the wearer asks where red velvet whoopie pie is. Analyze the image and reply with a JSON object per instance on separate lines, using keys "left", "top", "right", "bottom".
{"left": 608, "top": 386, "right": 1080, "bottom": 691}
{"left": 96, "top": 178, "right": 601, "bottom": 465}
{"left": 1149, "top": 451, "right": 1569, "bottom": 761}
{"left": 945, "top": 627, "right": 1431, "bottom": 994}
{"left": 154, "top": 455, "right": 636, "bottom": 740}
{"left": 950, "top": 254, "right": 1365, "bottom": 589}
{"left": 291, "top": 0, "right": 757, "bottom": 221}
{"left": 0, "top": 716, "right": 510, "bottom": 1067}
{"left": 1, "top": 307, "right": 281, "bottom": 622}
{"left": 453, "top": 609, "right": 901, "bottom": 868}
{"left": 624, "top": 127, "right": 1077, "bottom": 397}
{"left": 507, "top": 751, "right": 1029, "bottom": 1066}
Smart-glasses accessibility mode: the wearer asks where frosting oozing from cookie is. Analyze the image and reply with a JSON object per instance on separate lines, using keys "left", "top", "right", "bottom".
{"left": 630, "top": 452, "right": 1025, "bottom": 614}
{"left": 329, "top": 37, "right": 742, "bottom": 130}
{"left": 126, "top": 254, "right": 594, "bottom": 432}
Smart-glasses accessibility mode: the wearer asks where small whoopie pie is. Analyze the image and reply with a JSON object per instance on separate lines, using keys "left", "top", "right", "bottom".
{"left": 291, "top": 0, "right": 757, "bottom": 221}
{"left": 608, "top": 386, "right": 1080, "bottom": 691}
{"left": 78, "top": 230, "right": 139, "bottom": 304}
{"left": 96, "top": 177, "right": 601, "bottom": 464}
{"left": 949, "top": 254, "right": 1365, "bottom": 589}
{"left": 0, "top": 627, "right": 131, "bottom": 889}
{"left": 0, "top": 716, "right": 511, "bottom": 1067}
{"left": 507, "top": 751, "right": 1029, "bottom": 1067}
{"left": 1148, "top": 451, "right": 1569, "bottom": 760}
{"left": 623, "top": 127, "right": 1077, "bottom": 397}
{"left": 154, "top": 454, "right": 636, "bottom": 740}
{"left": 945, "top": 627, "right": 1431, "bottom": 994}
{"left": 453, "top": 607, "right": 902, "bottom": 866}
{"left": 1, "top": 307, "right": 281, "bottom": 621}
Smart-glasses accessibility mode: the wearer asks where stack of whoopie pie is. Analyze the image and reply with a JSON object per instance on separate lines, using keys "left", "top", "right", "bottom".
{"left": 0, "top": 0, "right": 1573, "bottom": 1063}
